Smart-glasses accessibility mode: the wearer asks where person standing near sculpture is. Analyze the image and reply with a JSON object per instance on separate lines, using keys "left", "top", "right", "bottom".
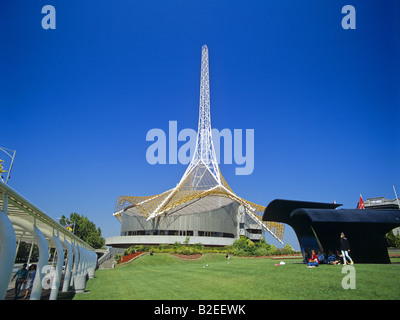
{"left": 340, "top": 232, "right": 354, "bottom": 265}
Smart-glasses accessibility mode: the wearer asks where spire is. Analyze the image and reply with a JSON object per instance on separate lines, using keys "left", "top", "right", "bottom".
{"left": 197, "top": 45, "right": 215, "bottom": 165}
{"left": 182, "top": 45, "right": 221, "bottom": 187}
{"left": 115, "top": 45, "right": 285, "bottom": 243}
{"left": 145, "top": 45, "right": 225, "bottom": 220}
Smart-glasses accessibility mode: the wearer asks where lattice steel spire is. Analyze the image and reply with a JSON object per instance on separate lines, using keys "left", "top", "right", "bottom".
{"left": 182, "top": 45, "right": 221, "bottom": 187}
{"left": 113, "top": 45, "right": 285, "bottom": 243}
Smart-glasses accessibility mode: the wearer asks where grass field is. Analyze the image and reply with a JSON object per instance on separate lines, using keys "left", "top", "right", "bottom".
{"left": 73, "top": 253, "right": 400, "bottom": 300}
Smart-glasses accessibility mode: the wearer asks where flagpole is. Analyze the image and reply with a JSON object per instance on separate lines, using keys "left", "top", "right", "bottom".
{"left": 393, "top": 185, "right": 400, "bottom": 210}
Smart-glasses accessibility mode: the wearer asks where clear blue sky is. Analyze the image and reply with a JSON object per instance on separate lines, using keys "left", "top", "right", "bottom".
{"left": 1, "top": 1, "right": 399, "bottom": 250}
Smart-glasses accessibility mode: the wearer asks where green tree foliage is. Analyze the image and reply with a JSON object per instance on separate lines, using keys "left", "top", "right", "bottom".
{"left": 15, "top": 242, "right": 39, "bottom": 263}
{"left": 231, "top": 236, "right": 295, "bottom": 256}
{"left": 385, "top": 230, "right": 400, "bottom": 248}
{"left": 60, "top": 213, "right": 105, "bottom": 249}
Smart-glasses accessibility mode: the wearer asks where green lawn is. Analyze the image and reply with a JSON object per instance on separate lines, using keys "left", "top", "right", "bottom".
{"left": 74, "top": 254, "right": 400, "bottom": 300}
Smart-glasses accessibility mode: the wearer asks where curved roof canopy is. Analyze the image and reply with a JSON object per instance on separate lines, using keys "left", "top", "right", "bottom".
{"left": 263, "top": 199, "right": 341, "bottom": 225}
{"left": 1, "top": 181, "right": 94, "bottom": 250}
{"left": 291, "top": 207, "right": 400, "bottom": 225}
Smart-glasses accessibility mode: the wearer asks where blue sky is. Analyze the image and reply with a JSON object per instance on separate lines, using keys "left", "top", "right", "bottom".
{"left": 1, "top": 1, "right": 399, "bottom": 250}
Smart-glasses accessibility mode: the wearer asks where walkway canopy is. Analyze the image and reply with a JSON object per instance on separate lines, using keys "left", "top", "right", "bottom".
{"left": 0, "top": 182, "right": 93, "bottom": 248}
{"left": 0, "top": 181, "right": 97, "bottom": 300}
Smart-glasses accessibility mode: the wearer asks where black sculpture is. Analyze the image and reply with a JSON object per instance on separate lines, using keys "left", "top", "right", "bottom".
{"left": 263, "top": 199, "right": 400, "bottom": 264}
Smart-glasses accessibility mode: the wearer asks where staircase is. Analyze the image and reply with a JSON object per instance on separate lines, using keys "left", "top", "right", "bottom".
{"left": 98, "top": 248, "right": 124, "bottom": 269}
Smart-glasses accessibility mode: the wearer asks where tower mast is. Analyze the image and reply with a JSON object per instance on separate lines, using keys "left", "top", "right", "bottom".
{"left": 116, "top": 45, "right": 285, "bottom": 243}
{"left": 181, "top": 45, "right": 221, "bottom": 186}
{"left": 147, "top": 45, "right": 222, "bottom": 220}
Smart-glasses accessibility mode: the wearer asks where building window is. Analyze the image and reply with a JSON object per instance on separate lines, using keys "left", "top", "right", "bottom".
{"left": 167, "top": 230, "right": 179, "bottom": 236}
{"left": 197, "top": 231, "right": 234, "bottom": 238}
{"left": 122, "top": 229, "right": 232, "bottom": 237}
{"left": 246, "top": 229, "right": 262, "bottom": 234}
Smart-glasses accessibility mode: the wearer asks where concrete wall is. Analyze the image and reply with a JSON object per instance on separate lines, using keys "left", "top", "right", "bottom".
{"left": 106, "top": 201, "right": 265, "bottom": 248}
{"left": 106, "top": 235, "right": 236, "bottom": 248}
{"left": 120, "top": 201, "right": 239, "bottom": 239}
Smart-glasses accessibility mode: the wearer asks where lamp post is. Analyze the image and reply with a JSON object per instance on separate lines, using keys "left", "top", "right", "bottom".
{"left": 0, "top": 147, "right": 16, "bottom": 184}
{"left": 57, "top": 217, "right": 76, "bottom": 234}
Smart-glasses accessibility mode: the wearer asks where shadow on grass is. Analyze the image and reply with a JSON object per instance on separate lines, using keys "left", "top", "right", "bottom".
{"left": 57, "top": 291, "right": 76, "bottom": 300}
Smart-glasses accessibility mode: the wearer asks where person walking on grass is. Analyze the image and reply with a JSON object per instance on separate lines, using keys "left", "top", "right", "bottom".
{"left": 340, "top": 232, "right": 354, "bottom": 265}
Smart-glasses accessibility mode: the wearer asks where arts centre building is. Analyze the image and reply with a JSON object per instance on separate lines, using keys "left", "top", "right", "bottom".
{"left": 105, "top": 46, "right": 284, "bottom": 248}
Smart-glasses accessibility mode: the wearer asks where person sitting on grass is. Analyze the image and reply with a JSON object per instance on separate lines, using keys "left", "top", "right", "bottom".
{"left": 336, "top": 251, "right": 344, "bottom": 264}
{"left": 307, "top": 250, "right": 319, "bottom": 268}
{"left": 327, "top": 250, "right": 341, "bottom": 265}
{"left": 317, "top": 250, "right": 327, "bottom": 264}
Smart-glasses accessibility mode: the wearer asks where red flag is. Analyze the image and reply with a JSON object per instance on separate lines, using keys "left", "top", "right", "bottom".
{"left": 358, "top": 194, "right": 364, "bottom": 209}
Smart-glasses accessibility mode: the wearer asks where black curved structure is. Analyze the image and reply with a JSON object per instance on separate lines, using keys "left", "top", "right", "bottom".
{"left": 263, "top": 199, "right": 400, "bottom": 264}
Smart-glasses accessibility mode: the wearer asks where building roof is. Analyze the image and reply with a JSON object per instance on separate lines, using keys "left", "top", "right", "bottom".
{"left": 124, "top": 194, "right": 235, "bottom": 217}
{"left": 291, "top": 207, "right": 400, "bottom": 225}
{"left": 364, "top": 197, "right": 400, "bottom": 210}
{"left": 263, "top": 199, "right": 341, "bottom": 224}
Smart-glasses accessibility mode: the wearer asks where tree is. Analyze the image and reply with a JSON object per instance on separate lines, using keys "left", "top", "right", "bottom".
{"left": 60, "top": 213, "right": 105, "bottom": 249}
{"left": 385, "top": 230, "right": 400, "bottom": 248}
{"left": 282, "top": 243, "right": 294, "bottom": 254}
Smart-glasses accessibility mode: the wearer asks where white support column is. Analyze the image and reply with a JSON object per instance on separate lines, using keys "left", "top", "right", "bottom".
{"left": 81, "top": 246, "right": 87, "bottom": 275}
{"left": 61, "top": 238, "right": 73, "bottom": 293}
{"left": 0, "top": 192, "right": 16, "bottom": 300}
{"left": 92, "top": 252, "right": 96, "bottom": 268}
{"left": 80, "top": 247, "right": 85, "bottom": 275}
{"left": 30, "top": 224, "right": 49, "bottom": 300}
{"left": 91, "top": 250, "right": 96, "bottom": 267}
{"left": 49, "top": 231, "right": 63, "bottom": 300}
{"left": 73, "top": 245, "right": 88, "bottom": 294}
{"left": 26, "top": 241, "right": 34, "bottom": 265}
{"left": 77, "top": 245, "right": 83, "bottom": 275}
{"left": 88, "top": 250, "right": 97, "bottom": 278}
{"left": 70, "top": 242, "right": 79, "bottom": 286}
{"left": 15, "top": 236, "right": 21, "bottom": 260}
{"left": 79, "top": 245, "right": 86, "bottom": 275}
{"left": 83, "top": 247, "right": 88, "bottom": 275}
{"left": 86, "top": 249, "right": 94, "bottom": 278}
{"left": 88, "top": 250, "right": 94, "bottom": 273}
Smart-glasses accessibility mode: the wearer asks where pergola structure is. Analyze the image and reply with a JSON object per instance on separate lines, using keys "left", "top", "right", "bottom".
{"left": 0, "top": 180, "right": 97, "bottom": 300}
{"left": 113, "top": 45, "right": 284, "bottom": 244}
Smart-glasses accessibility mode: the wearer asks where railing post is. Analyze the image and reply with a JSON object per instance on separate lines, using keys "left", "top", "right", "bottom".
{"left": 49, "top": 230, "right": 63, "bottom": 300}
{"left": 62, "top": 238, "right": 73, "bottom": 292}
{"left": 0, "top": 192, "right": 16, "bottom": 300}
{"left": 77, "top": 245, "right": 83, "bottom": 275}
{"left": 30, "top": 223, "right": 48, "bottom": 300}
{"left": 70, "top": 241, "right": 79, "bottom": 286}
